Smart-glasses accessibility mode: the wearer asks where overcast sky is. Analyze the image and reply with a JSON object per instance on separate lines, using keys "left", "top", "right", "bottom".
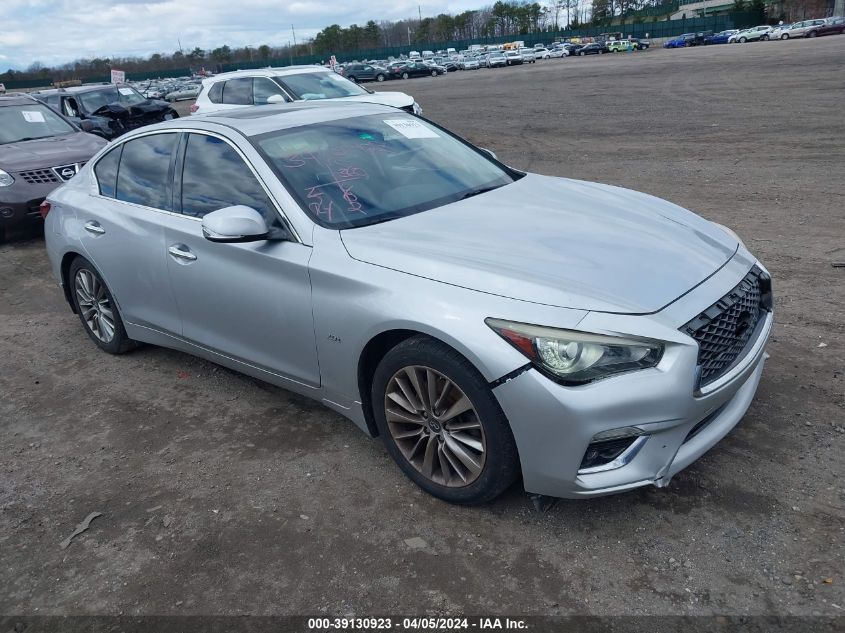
{"left": 2, "top": 0, "right": 487, "bottom": 71}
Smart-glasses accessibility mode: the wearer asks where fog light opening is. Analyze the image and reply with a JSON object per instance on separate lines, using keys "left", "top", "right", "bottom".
{"left": 578, "top": 429, "right": 648, "bottom": 474}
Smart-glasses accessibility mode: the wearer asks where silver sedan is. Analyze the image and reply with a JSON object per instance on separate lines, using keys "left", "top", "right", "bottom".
{"left": 43, "top": 102, "right": 773, "bottom": 504}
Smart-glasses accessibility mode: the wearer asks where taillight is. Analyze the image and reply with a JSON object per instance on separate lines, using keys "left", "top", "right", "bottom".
{"left": 190, "top": 103, "right": 199, "bottom": 113}
{"left": 39, "top": 201, "right": 51, "bottom": 219}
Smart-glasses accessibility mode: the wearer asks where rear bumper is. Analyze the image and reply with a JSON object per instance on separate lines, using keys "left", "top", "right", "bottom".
{"left": 493, "top": 309, "right": 772, "bottom": 499}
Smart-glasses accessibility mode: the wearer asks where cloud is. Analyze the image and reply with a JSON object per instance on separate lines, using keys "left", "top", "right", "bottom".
{"left": 4, "top": 0, "right": 485, "bottom": 70}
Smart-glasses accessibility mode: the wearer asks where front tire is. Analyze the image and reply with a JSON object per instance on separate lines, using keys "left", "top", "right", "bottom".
{"left": 371, "top": 336, "right": 520, "bottom": 505}
{"left": 808, "top": 31, "right": 817, "bottom": 38}
{"left": 402, "top": 72, "right": 409, "bottom": 79}
{"left": 781, "top": 33, "right": 789, "bottom": 39}
{"left": 69, "top": 257, "right": 136, "bottom": 355}
{"left": 376, "top": 74, "right": 385, "bottom": 82}
{"left": 739, "top": 37, "right": 747, "bottom": 43}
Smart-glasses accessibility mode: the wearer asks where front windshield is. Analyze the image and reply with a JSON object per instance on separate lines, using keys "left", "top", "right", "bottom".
{"left": 0, "top": 104, "right": 76, "bottom": 144}
{"left": 276, "top": 72, "right": 369, "bottom": 101}
{"left": 254, "top": 114, "right": 519, "bottom": 229}
{"left": 78, "top": 86, "right": 146, "bottom": 113}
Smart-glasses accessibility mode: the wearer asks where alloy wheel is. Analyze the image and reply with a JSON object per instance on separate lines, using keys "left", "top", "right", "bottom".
{"left": 74, "top": 269, "right": 115, "bottom": 343}
{"left": 384, "top": 365, "right": 486, "bottom": 487}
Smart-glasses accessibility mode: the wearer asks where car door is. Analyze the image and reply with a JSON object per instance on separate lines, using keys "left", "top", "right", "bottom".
{"left": 160, "top": 131, "right": 320, "bottom": 387}
{"left": 78, "top": 132, "right": 182, "bottom": 334}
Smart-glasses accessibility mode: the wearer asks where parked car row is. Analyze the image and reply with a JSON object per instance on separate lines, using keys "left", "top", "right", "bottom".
{"left": 664, "top": 17, "right": 844, "bottom": 48}
{"left": 334, "top": 39, "right": 651, "bottom": 83}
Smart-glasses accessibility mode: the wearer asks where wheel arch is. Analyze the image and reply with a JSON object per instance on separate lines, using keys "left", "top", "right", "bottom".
{"left": 60, "top": 251, "right": 83, "bottom": 313}
{"left": 356, "top": 326, "right": 507, "bottom": 438}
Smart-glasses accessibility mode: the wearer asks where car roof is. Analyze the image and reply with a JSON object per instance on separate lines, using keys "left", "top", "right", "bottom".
{"left": 33, "top": 83, "right": 129, "bottom": 96}
{"left": 0, "top": 94, "right": 44, "bottom": 106}
{"left": 128, "top": 101, "right": 405, "bottom": 138}
{"left": 202, "top": 65, "right": 331, "bottom": 86}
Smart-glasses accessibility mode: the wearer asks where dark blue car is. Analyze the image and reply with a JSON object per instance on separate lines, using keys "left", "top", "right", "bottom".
{"left": 663, "top": 33, "right": 696, "bottom": 48}
{"left": 704, "top": 30, "right": 739, "bottom": 45}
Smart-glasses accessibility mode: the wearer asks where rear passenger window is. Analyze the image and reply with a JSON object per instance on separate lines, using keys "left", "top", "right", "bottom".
{"left": 94, "top": 145, "right": 122, "bottom": 198}
{"left": 115, "top": 133, "right": 177, "bottom": 209}
{"left": 180, "top": 133, "right": 275, "bottom": 222}
{"left": 208, "top": 82, "right": 223, "bottom": 104}
{"left": 222, "top": 78, "right": 252, "bottom": 105}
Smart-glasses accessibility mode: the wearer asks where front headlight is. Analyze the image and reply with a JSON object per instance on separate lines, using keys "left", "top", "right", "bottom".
{"left": 412, "top": 101, "right": 423, "bottom": 115}
{"left": 0, "top": 169, "right": 15, "bottom": 187}
{"left": 486, "top": 319, "right": 663, "bottom": 386}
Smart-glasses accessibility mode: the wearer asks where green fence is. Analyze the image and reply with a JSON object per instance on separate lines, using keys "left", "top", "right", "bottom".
{"left": 2, "top": 13, "right": 760, "bottom": 89}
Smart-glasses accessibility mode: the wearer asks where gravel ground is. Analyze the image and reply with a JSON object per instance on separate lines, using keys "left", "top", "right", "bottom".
{"left": 1, "top": 38, "right": 843, "bottom": 617}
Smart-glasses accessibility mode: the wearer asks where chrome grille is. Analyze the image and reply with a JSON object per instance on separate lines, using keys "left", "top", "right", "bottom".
{"left": 681, "top": 267, "right": 771, "bottom": 388}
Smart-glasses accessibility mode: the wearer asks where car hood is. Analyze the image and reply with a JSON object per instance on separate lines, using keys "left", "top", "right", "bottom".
{"left": 340, "top": 174, "right": 738, "bottom": 314}
{"left": 0, "top": 132, "right": 107, "bottom": 172}
{"left": 326, "top": 91, "right": 414, "bottom": 109}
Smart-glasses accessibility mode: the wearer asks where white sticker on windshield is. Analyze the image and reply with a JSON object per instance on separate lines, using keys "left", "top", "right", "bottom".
{"left": 383, "top": 119, "right": 439, "bottom": 139}
{"left": 118, "top": 87, "right": 134, "bottom": 95}
{"left": 21, "top": 110, "right": 46, "bottom": 123}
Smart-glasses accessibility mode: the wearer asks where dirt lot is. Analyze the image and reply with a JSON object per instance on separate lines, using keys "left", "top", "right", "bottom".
{"left": 2, "top": 38, "right": 843, "bottom": 618}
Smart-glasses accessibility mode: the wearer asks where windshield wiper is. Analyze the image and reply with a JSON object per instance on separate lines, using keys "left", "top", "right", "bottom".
{"left": 458, "top": 185, "right": 501, "bottom": 201}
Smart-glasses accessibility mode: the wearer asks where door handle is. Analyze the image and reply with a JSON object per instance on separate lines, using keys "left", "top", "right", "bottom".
{"left": 168, "top": 245, "right": 197, "bottom": 262}
{"left": 84, "top": 221, "right": 105, "bottom": 235}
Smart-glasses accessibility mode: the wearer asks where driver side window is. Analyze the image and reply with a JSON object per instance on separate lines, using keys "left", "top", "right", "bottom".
{"left": 179, "top": 133, "right": 277, "bottom": 224}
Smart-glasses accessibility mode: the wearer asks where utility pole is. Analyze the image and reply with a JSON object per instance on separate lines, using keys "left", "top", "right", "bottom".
{"left": 408, "top": 27, "right": 412, "bottom": 46}
{"left": 292, "top": 25, "right": 297, "bottom": 48}
{"left": 835, "top": 0, "right": 844, "bottom": 16}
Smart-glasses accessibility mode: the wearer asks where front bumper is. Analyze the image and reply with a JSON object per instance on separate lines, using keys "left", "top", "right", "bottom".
{"left": 0, "top": 180, "right": 57, "bottom": 230}
{"left": 493, "top": 298, "right": 772, "bottom": 499}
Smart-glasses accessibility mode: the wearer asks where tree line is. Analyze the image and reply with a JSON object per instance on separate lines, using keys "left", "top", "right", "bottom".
{"left": 1, "top": 0, "right": 801, "bottom": 85}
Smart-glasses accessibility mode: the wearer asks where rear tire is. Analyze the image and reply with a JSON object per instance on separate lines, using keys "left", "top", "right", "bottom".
{"left": 68, "top": 257, "right": 136, "bottom": 355}
{"left": 371, "top": 336, "right": 520, "bottom": 505}
{"left": 739, "top": 37, "right": 747, "bottom": 43}
{"left": 808, "top": 31, "right": 817, "bottom": 38}
{"left": 402, "top": 72, "right": 409, "bottom": 79}
{"left": 782, "top": 34, "right": 789, "bottom": 39}
{"left": 376, "top": 74, "right": 385, "bottom": 82}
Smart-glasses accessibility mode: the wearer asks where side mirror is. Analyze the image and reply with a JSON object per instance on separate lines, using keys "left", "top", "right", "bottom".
{"left": 202, "top": 206, "right": 270, "bottom": 243}
{"left": 266, "top": 94, "right": 286, "bottom": 104}
{"left": 79, "top": 119, "right": 95, "bottom": 133}
{"left": 480, "top": 147, "right": 497, "bottom": 160}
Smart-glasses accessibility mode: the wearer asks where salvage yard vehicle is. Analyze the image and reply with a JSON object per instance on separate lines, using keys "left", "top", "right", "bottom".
{"left": 607, "top": 40, "right": 634, "bottom": 52}
{"left": 192, "top": 66, "right": 421, "bottom": 116}
{"left": 704, "top": 30, "right": 739, "bottom": 44}
{"left": 165, "top": 85, "right": 201, "bottom": 102}
{"left": 32, "top": 84, "right": 178, "bottom": 140}
{"left": 343, "top": 63, "right": 389, "bottom": 83}
{"left": 504, "top": 50, "right": 523, "bottom": 65}
{"left": 814, "top": 16, "right": 845, "bottom": 36}
{"left": 578, "top": 42, "right": 609, "bottom": 55}
{"left": 486, "top": 51, "right": 507, "bottom": 67}
{"left": 42, "top": 101, "right": 773, "bottom": 504}
{"left": 518, "top": 49, "right": 536, "bottom": 63}
{"left": 730, "top": 26, "right": 772, "bottom": 42}
{"left": 0, "top": 95, "right": 106, "bottom": 239}
{"left": 664, "top": 33, "right": 696, "bottom": 48}
{"left": 387, "top": 61, "right": 443, "bottom": 79}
